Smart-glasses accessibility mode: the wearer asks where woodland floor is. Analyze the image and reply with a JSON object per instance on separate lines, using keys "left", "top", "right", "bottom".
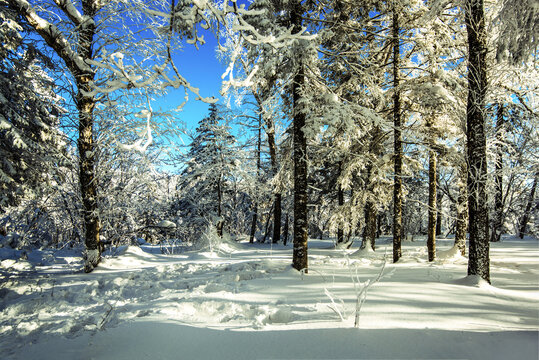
{"left": 1, "top": 235, "right": 538, "bottom": 359}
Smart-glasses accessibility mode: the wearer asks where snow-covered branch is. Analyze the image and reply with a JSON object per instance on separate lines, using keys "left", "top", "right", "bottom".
{"left": 7, "top": 0, "right": 92, "bottom": 74}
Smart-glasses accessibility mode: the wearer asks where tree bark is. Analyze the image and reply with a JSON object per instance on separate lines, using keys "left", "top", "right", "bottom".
{"left": 291, "top": 0, "right": 308, "bottom": 272}
{"left": 455, "top": 164, "right": 468, "bottom": 256}
{"left": 491, "top": 103, "right": 504, "bottom": 242}
{"left": 12, "top": 0, "right": 102, "bottom": 272}
{"left": 337, "top": 172, "right": 345, "bottom": 245}
{"left": 427, "top": 119, "right": 437, "bottom": 262}
{"left": 465, "top": 0, "right": 490, "bottom": 283}
{"left": 253, "top": 91, "right": 281, "bottom": 244}
{"left": 436, "top": 172, "right": 443, "bottom": 236}
{"left": 363, "top": 200, "right": 377, "bottom": 251}
{"left": 392, "top": 9, "right": 403, "bottom": 263}
{"left": 519, "top": 174, "right": 538, "bottom": 239}
{"left": 283, "top": 212, "right": 289, "bottom": 246}
{"left": 77, "top": 0, "right": 101, "bottom": 272}
{"left": 267, "top": 128, "right": 282, "bottom": 244}
{"left": 216, "top": 172, "right": 223, "bottom": 237}
{"left": 249, "top": 116, "right": 262, "bottom": 243}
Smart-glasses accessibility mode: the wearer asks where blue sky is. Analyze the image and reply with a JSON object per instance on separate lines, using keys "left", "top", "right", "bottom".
{"left": 154, "top": 31, "right": 227, "bottom": 131}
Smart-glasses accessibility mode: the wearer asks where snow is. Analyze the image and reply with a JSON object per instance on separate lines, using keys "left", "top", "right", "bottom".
{"left": 1, "top": 237, "right": 537, "bottom": 360}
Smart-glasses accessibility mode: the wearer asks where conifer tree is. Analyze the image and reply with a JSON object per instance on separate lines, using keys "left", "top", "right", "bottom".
{"left": 0, "top": 2, "right": 65, "bottom": 210}
{"left": 178, "top": 104, "right": 237, "bottom": 239}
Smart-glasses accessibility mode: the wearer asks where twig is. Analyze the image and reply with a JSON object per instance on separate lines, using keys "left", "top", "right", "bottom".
{"left": 98, "top": 302, "right": 114, "bottom": 330}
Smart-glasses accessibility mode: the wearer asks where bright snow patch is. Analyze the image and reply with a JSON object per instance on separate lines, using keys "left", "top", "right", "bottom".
{"left": 0, "top": 237, "right": 537, "bottom": 359}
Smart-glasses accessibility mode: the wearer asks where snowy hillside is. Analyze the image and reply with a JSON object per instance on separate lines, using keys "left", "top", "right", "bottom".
{"left": 1, "top": 236, "right": 538, "bottom": 359}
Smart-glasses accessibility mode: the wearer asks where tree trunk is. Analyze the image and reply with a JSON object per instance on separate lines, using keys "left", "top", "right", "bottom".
{"left": 427, "top": 119, "right": 437, "bottom": 262}
{"left": 77, "top": 1, "right": 101, "bottom": 273}
{"left": 427, "top": 149, "right": 437, "bottom": 261}
{"left": 436, "top": 172, "right": 443, "bottom": 236}
{"left": 283, "top": 212, "right": 289, "bottom": 246}
{"left": 262, "top": 202, "right": 274, "bottom": 243}
{"left": 363, "top": 200, "right": 377, "bottom": 251}
{"left": 465, "top": 0, "right": 490, "bottom": 283}
{"left": 273, "top": 194, "right": 282, "bottom": 243}
{"left": 491, "top": 104, "right": 504, "bottom": 242}
{"left": 519, "top": 174, "right": 538, "bottom": 238}
{"left": 250, "top": 117, "right": 262, "bottom": 243}
{"left": 216, "top": 173, "right": 223, "bottom": 238}
{"left": 337, "top": 180, "right": 345, "bottom": 245}
{"left": 291, "top": 0, "right": 308, "bottom": 273}
{"left": 250, "top": 204, "right": 258, "bottom": 243}
{"left": 392, "top": 9, "right": 403, "bottom": 263}
{"left": 455, "top": 164, "right": 468, "bottom": 256}
{"left": 267, "top": 127, "right": 282, "bottom": 244}
{"left": 13, "top": 0, "right": 103, "bottom": 272}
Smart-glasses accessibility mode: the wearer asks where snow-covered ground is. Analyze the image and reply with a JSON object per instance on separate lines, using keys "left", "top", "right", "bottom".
{"left": 1, "top": 236, "right": 538, "bottom": 359}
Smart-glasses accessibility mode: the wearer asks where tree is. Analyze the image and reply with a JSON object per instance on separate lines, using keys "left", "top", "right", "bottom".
{"left": 490, "top": 103, "right": 504, "bottom": 242}
{"left": 178, "top": 104, "right": 237, "bottom": 240}
{"left": 289, "top": 0, "right": 308, "bottom": 272}
{"left": 392, "top": 5, "right": 403, "bottom": 263}
{"left": 220, "top": 0, "right": 320, "bottom": 270}
{"left": 519, "top": 174, "right": 538, "bottom": 239}
{"left": 464, "top": 0, "right": 490, "bottom": 282}
{"left": 0, "top": 2, "right": 66, "bottom": 211}
{"left": 7, "top": 0, "right": 218, "bottom": 271}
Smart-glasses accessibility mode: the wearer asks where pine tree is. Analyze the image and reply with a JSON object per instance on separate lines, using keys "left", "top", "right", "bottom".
{"left": 0, "top": 3, "right": 65, "bottom": 211}
{"left": 7, "top": 0, "right": 223, "bottom": 271}
{"left": 178, "top": 104, "right": 237, "bottom": 240}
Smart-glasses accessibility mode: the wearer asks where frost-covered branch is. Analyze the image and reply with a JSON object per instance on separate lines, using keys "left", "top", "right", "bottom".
{"left": 7, "top": 0, "right": 92, "bottom": 74}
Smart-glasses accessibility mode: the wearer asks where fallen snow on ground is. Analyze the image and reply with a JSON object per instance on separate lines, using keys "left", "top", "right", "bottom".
{"left": 0, "top": 236, "right": 538, "bottom": 359}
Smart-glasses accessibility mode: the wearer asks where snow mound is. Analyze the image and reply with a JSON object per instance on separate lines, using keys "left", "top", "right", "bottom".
{"left": 452, "top": 275, "right": 492, "bottom": 289}
{"left": 265, "top": 307, "right": 294, "bottom": 324}
{"left": 437, "top": 245, "right": 466, "bottom": 262}
{"left": 98, "top": 246, "right": 159, "bottom": 270}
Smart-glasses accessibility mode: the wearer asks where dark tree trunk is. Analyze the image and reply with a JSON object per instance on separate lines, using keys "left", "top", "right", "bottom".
{"left": 363, "top": 200, "right": 377, "bottom": 251}
{"left": 392, "top": 9, "right": 403, "bottom": 263}
{"left": 291, "top": 0, "right": 308, "bottom": 272}
{"left": 77, "top": 1, "right": 101, "bottom": 273}
{"left": 491, "top": 104, "right": 504, "bottom": 242}
{"left": 436, "top": 172, "right": 443, "bottom": 236}
{"left": 267, "top": 127, "right": 282, "bottom": 244}
{"left": 427, "top": 150, "right": 437, "bottom": 261}
{"left": 216, "top": 173, "right": 223, "bottom": 238}
{"left": 273, "top": 194, "right": 282, "bottom": 243}
{"left": 465, "top": 0, "right": 490, "bottom": 283}
{"left": 262, "top": 202, "right": 274, "bottom": 243}
{"left": 250, "top": 203, "right": 258, "bottom": 243}
{"left": 519, "top": 174, "right": 538, "bottom": 239}
{"left": 455, "top": 164, "right": 468, "bottom": 256}
{"left": 250, "top": 117, "right": 262, "bottom": 243}
{"left": 283, "top": 212, "right": 289, "bottom": 246}
{"left": 337, "top": 180, "right": 345, "bottom": 245}
{"left": 427, "top": 120, "right": 437, "bottom": 262}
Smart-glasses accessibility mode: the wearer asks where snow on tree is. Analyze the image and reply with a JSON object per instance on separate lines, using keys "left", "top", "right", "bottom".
{"left": 464, "top": 0, "right": 490, "bottom": 283}
{"left": 219, "top": 0, "right": 323, "bottom": 271}
{"left": 176, "top": 103, "right": 239, "bottom": 243}
{"left": 4, "top": 0, "right": 223, "bottom": 271}
{"left": 0, "top": 2, "right": 65, "bottom": 211}
{"left": 494, "top": 0, "right": 539, "bottom": 65}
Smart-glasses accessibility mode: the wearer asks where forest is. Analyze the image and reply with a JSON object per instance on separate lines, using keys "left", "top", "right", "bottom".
{"left": 0, "top": 1, "right": 538, "bottom": 359}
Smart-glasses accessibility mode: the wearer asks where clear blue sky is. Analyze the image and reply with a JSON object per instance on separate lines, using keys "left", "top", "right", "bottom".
{"left": 154, "top": 31, "right": 226, "bottom": 131}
